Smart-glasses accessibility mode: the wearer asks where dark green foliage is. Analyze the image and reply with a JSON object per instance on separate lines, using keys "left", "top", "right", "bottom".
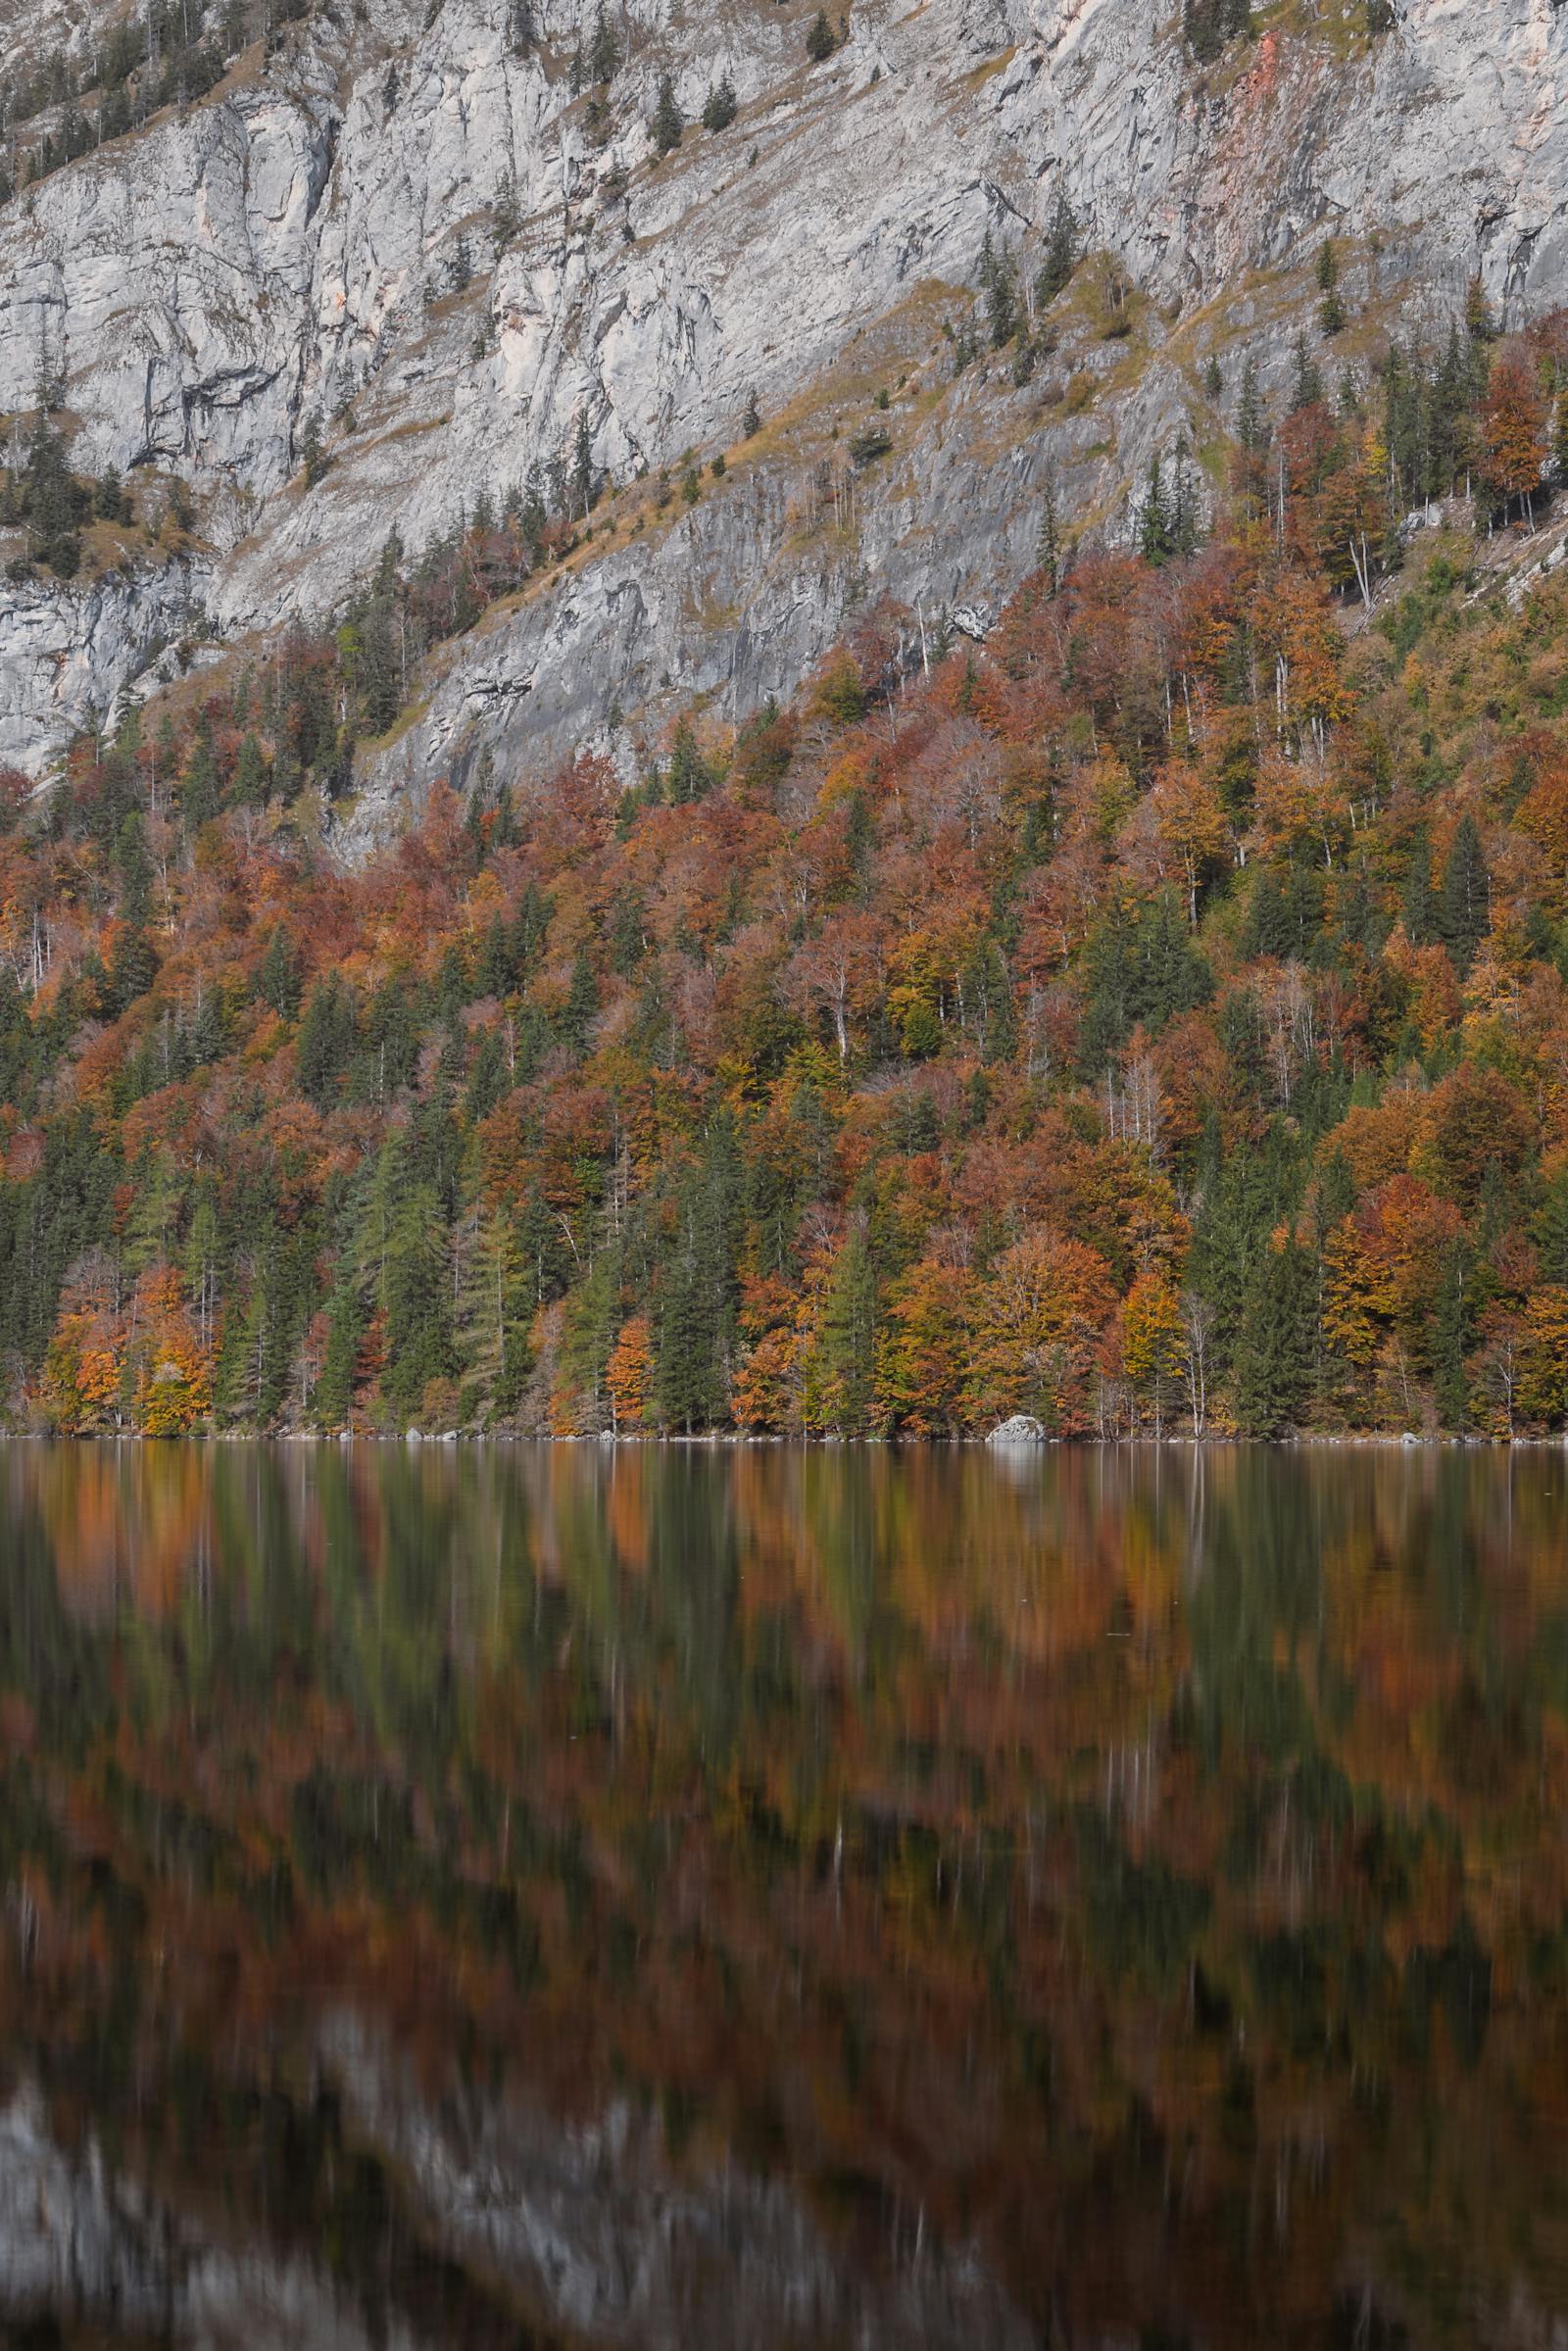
{"left": 978, "top": 229, "right": 1018, "bottom": 350}
{"left": 296, "top": 977, "right": 358, "bottom": 1108}
{"left": 1, "top": 414, "right": 92, "bottom": 576}
{"left": 300, "top": 415, "right": 329, "bottom": 489}
{"left": 1438, "top": 815, "right": 1490, "bottom": 975}
{"left": 1183, "top": 0, "right": 1253, "bottom": 62}
{"left": 1034, "top": 190, "right": 1077, "bottom": 309}
{"left": 586, "top": 2, "right": 620, "bottom": 81}
{"left": 1317, "top": 239, "right": 1346, "bottom": 337}
{"left": 702, "top": 73, "right": 737, "bottom": 131}
{"left": 1079, "top": 892, "right": 1214, "bottom": 1073}
{"left": 657, "top": 1119, "right": 745, "bottom": 1430}
{"left": 806, "top": 9, "right": 837, "bottom": 63}
{"left": 1137, "top": 443, "right": 1200, "bottom": 566}
{"left": 1401, "top": 829, "right": 1440, "bottom": 946}
{"left": 664, "top": 718, "right": 713, "bottom": 805}
{"left": 1233, "top": 1239, "right": 1317, "bottom": 1438}
{"left": 652, "top": 73, "right": 683, "bottom": 155}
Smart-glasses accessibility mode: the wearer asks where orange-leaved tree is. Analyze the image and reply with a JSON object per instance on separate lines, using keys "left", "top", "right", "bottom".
{"left": 966, "top": 1228, "right": 1116, "bottom": 1434}
{"left": 129, "top": 1268, "right": 214, "bottom": 1436}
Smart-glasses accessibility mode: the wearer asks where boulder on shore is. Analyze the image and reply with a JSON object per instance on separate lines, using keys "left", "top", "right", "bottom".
{"left": 987, "top": 1415, "right": 1048, "bottom": 1446}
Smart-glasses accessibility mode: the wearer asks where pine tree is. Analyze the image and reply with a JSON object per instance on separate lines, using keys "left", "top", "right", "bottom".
{"left": 564, "top": 949, "right": 600, "bottom": 1054}
{"left": 1439, "top": 813, "right": 1490, "bottom": 975}
{"left": 978, "top": 229, "right": 1017, "bottom": 349}
{"left": 701, "top": 73, "right": 737, "bottom": 131}
{"left": 234, "top": 731, "right": 269, "bottom": 807}
{"left": 1464, "top": 273, "right": 1495, "bottom": 347}
{"left": 1316, "top": 238, "right": 1346, "bottom": 336}
{"left": 1034, "top": 189, "right": 1077, "bottom": 308}
{"left": 571, "top": 410, "right": 594, "bottom": 518}
{"left": 297, "top": 975, "right": 358, "bottom": 1107}
{"left": 665, "top": 717, "right": 711, "bottom": 804}
{"left": 1036, "top": 472, "right": 1065, "bottom": 595}
{"left": 1232, "top": 1238, "right": 1316, "bottom": 1437}
{"left": 300, "top": 414, "right": 329, "bottom": 488}
{"left": 656, "top": 1118, "right": 743, "bottom": 1430}
{"left": 382, "top": 1178, "right": 454, "bottom": 1421}
{"left": 806, "top": 8, "right": 837, "bottom": 61}
{"left": 652, "top": 72, "right": 683, "bottom": 155}
{"left": 586, "top": 1, "right": 620, "bottom": 82}
{"left": 1138, "top": 454, "right": 1172, "bottom": 565}
{"left": 1290, "top": 331, "right": 1324, "bottom": 415}
{"left": 316, "top": 1272, "right": 367, "bottom": 1427}
{"left": 1400, "top": 829, "right": 1439, "bottom": 945}
{"left": 808, "top": 1222, "right": 879, "bottom": 1434}
{"left": 257, "top": 925, "right": 301, "bottom": 1019}
{"left": 492, "top": 169, "right": 520, "bottom": 253}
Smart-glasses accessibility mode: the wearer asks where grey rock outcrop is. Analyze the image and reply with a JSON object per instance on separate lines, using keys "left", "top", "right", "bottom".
{"left": 0, "top": 0, "right": 1564, "bottom": 783}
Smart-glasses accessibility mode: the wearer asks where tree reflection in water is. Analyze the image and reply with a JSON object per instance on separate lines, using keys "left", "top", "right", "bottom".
{"left": 1, "top": 1441, "right": 1567, "bottom": 2347}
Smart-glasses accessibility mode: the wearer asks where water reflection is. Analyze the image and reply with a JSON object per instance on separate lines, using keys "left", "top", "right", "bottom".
{"left": 1, "top": 1442, "right": 1567, "bottom": 2346}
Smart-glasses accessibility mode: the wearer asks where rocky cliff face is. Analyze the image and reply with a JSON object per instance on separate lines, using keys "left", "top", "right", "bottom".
{"left": 0, "top": 0, "right": 1564, "bottom": 793}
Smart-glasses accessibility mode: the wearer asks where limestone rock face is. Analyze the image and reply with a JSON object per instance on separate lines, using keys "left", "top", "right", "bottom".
{"left": 0, "top": 0, "right": 1564, "bottom": 785}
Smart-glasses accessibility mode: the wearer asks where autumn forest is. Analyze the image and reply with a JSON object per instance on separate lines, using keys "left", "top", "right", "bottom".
{"left": 8, "top": 295, "right": 1568, "bottom": 1442}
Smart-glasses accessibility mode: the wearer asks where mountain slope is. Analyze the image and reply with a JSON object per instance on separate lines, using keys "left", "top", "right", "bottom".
{"left": 1, "top": 0, "right": 1565, "bottom": 786}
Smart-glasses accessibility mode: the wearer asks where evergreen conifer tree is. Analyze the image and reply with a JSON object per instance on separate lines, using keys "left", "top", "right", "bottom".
{"left": 1233, "top": 1238, "right": 1315, "bottom": 1437}
{"left": 1316, "top": 239, "right": 1346, "bottom": 336}
{"left": 1034, "top": 189, "right": 1077, "bottom": 308}
{"left": 1400, "top": 830, "right": 1439, "bottom": 945}
{"left": 1439, "top": 814, "right": 1490, "bottom": 974}
{"left": 701, "top": 73, "right": 737, "bottom": 131}
{"left": 652, "top": 72, "right": 683, "bottom": 154}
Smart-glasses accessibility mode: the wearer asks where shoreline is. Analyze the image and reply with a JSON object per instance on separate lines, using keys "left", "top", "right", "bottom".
{"left": 2, "top": 1429, "right": 1562, "bottom": 1450}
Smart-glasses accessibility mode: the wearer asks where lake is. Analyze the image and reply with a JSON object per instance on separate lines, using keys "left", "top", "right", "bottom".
{"left": 0, "top": 1441, "right": 1566, "bottom": 2348}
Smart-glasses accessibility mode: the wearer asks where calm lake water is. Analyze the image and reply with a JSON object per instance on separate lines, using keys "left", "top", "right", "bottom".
{"left": 1, "top": 1442, "right": 1567, "bottom": 2349}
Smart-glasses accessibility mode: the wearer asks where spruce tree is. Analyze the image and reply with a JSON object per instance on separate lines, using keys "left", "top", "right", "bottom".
{"left": 1439, "top": 813, "right": 1490, "bottom": 975}
{"left": 652, "top": 72, "right": 683, "bottom": 154}
{"left": 383, "top": 1178, "right": 455, "bottom": 1420}
{"left": 1233, "top": 1238, "right": 1315, "bottom": 1438}
{"left": 1036, "top": 472, "right": 1065, "bottom": 594}
{"left": 806, "top": 9, "right": 836, "bottom": 62}
{"left": 1034, "top": 189, "right": 1077, "bottom": 308}
{"left": 701, "top": 73, "right": 737, "bottom": 131}
{"left": 1400, "top": 829, "right": 1439, "bottom": 945}
{"left": 1139, "top": 454, "right": 1172, "bottom": 565}
{"left": 492, "top": 169, "right": 520, "bottom": 253}
{"left": 1316, "top": 239, "right": 1345, "bottom": 336}
{"left": 586, "top": 2, "right": 620, "bottom": 82}
{"left": 978, "top": 229, "right": 1017, "bottom": 349}
{"left": 300, "top": 414, "right": 329, "bottom": 488}
{"left": 297, "top": 976, "right": 357, "bottom": 1107}
{"left": 1290, "top": 331, "right": 1323, "bottom": 415}
{"left": 316, "top": 1274, "right": 367, "bottom": 1427}
{"left": 808, "top": 1223, "right": 878, "bottom": 1433}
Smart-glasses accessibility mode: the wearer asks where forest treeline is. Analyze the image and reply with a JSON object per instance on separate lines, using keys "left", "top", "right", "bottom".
{"left": 7, "top": 302, "right": 1568, "bottom": 1439}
